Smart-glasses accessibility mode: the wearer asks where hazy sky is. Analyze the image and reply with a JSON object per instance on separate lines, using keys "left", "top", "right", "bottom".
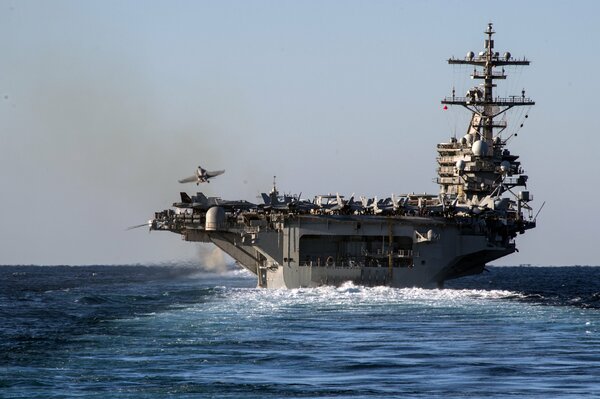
{"left": 1, "top": 1, "right": 599, "bottom": 266}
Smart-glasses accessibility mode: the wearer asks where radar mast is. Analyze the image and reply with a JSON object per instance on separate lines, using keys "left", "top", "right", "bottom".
{"left": 437, "top": 23, "right": 535, "bottom": 199}
{"left": 442, "top": 23, "right": 534, "bottom": 146}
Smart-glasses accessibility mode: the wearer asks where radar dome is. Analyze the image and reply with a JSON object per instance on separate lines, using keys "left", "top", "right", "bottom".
{"left": 205, "top": 206, "right": 226, "bottom": 231}
{"left": 471, "top": 140, "right": 489, "bottom": 157}
{"left": 500, "top": 161, "right": 511, "bottom": 173}
{"left": 455, "top": 159, "right": 465, "bottom": 172}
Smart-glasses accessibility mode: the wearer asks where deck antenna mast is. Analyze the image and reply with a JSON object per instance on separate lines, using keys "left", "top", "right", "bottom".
{"left": 436, "top": 23, "right": 535, "bottom": 199}
{"left": 442, "top": 23, "right": 534, "bottom": 149}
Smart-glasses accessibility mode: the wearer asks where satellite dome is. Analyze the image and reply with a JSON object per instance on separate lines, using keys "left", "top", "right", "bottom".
{"left": 504, "top": 52, "right": 511, "bottom": 60}
{"left": 471, "top": 140, "right": 489, "bottom": 157}
{"left": 466, "top": 51, "right": 475, "bottom": 60}
{"left": 500, "top": 160, "right": 511, "bottom": 173}
{"left": 455, "top": 159, "right": 465, "bottom": 172}
{"left": 205, "top": 206, "right": 226, "bottom": 231}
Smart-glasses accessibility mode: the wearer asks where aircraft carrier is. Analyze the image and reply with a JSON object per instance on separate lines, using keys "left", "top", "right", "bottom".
{"left": 146, "top": 24, "right": 538, "bottom": 288}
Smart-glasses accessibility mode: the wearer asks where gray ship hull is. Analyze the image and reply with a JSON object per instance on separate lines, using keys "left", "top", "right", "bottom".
{"left": 181, "top": 214, "right": 515, "bottom": 289}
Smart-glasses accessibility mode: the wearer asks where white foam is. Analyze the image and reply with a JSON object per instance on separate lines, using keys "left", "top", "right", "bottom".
{"left": 199, "top": 282, "right": 526, "bottom": 317}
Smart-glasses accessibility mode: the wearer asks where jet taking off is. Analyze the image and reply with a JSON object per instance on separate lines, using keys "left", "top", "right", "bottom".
{"left": 178, "top": 166, "right": 225, "bottom": 185}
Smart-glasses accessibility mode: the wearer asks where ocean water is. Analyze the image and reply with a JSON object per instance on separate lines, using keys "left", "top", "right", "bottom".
{"left": 1, "top": 265, "right": 599, "bottom": 398}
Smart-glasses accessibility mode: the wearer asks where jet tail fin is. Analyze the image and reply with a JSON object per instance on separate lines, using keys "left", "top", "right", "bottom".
{"left": 195, "top": 192, "right": 209, "bottom": 204}
{"left": 180, "top": 192, "right": 192, "bottom": 204}
{"left": 261, "top": 193, "right": 271, "bottom": 205}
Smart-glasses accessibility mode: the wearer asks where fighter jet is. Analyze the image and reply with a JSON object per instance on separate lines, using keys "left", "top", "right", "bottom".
{"left": 172, "top": 192, "right": 212, "bottom": 210}
{"left": 178, "top": 165, "right": 225, "bottom": 185}
{"left": 259, "top": 178, "right": 298, "bottom": 212}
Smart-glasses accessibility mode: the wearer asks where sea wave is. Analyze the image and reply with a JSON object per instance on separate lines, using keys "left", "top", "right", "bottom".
{"left": 189, "top": 282, "right": 527, "bottom": 320}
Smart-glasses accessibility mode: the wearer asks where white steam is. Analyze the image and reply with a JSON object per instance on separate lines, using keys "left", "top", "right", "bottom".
{"left": 196, "top": 244, "right": 230, "bottom": 273}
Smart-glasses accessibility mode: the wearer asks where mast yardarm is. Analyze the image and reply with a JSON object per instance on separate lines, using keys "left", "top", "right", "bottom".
{"left": 442, "top": 23, "right": 535, "bottom": 147}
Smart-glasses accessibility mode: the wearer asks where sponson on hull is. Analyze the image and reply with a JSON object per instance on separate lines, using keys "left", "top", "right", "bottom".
{"left": 144, "top": 24, "right": 538, "bottom": 289}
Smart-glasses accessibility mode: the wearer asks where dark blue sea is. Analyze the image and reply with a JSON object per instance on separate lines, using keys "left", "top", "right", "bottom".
{"left": 1, "top": 265, "right": 599, "bottom": 398}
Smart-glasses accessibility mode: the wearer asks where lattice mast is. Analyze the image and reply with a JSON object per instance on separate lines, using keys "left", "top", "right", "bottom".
{"left": 437, "top": 23, "right": 535, "bottom": 198}
{"left": 443, "top": 23, "right": 534, "bottom": 145}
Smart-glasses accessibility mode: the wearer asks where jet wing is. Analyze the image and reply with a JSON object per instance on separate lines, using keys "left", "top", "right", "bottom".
{"left": 178, "top": 175, "right": 197, "bottom": 184}
{"left": 206, "top": 170, "right": 225, "bottom": 178}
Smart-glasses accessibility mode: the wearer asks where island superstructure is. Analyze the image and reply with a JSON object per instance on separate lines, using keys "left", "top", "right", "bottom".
{"left": 146, "top": 24, "right": 537, "bottom": 288}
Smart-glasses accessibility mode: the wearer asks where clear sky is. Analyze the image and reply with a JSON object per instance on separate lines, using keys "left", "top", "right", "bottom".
{"left": 1, "top": 0, "right": 599, "bottom": 266}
